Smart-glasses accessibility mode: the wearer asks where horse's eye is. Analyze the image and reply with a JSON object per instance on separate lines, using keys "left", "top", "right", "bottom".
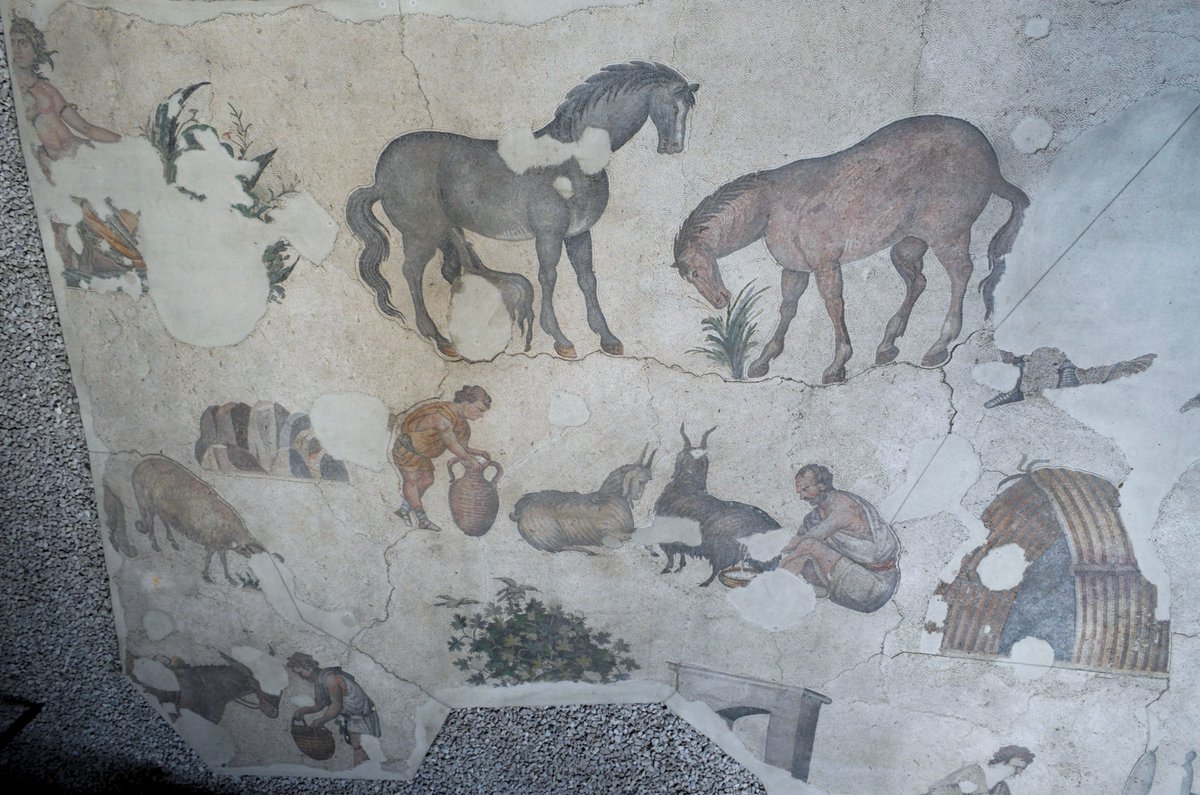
{"left": 690, "top": 269, "right": 699, "bottom": 279}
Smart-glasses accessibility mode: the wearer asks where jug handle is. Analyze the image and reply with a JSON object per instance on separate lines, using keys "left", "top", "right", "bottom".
{"left": 447, "top": 457, "right": 503, "bottom": 483}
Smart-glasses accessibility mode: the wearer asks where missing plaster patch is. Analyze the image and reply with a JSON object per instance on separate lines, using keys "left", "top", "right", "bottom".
{"left": 175, "top": 709, "right": 236, "bottom": 764}
{"left": 290, "top": 694, "right": 316, "bottom": 708}
{"left": 1024, "top": 16, "right": 1051, "bottom": 39}
{"left": 230, "top": 645, "right": 290, "bottom": 696}
{"left": 972, "top": 361, "right": 1021, "bottom": 392}
{"left": 446, "top": 274, "right": 513, "bottom": 361}
{"left": 554, "top": 176, "right": 575, "bottom": 199}
{"left": 726, "top": 570, "right": 817, "bottom": 631}
{"left": 548, "top": 391, "right": 590, "bottom": 427}
{"left": 498, "top": 127, "right": 612, "bottom": 175}
{"left": 36, "top": 127, "right": 334, "bottom": 347}
{"left": 132, "top": 657, "right": 179, "bottom": 691}
{"left": 1005, "top": 636, "right": 1055, "bottom": 680}
{"left": 632, "top": 515, "right": 702, "bottom": 546}
{"left": 741, "top": 527, "right": 792, "bottom": 560}
{"left": 142, "top": 609, "right": 175, "bottom": 641}
{"left": 310, "top": 393, "right": 391, "bottom": 472}
{"left": 976, "top": 543, "right": 1031, "bottom": 591}
{"left": 1010, "top": 115, "right": 1054, "bottom": 154}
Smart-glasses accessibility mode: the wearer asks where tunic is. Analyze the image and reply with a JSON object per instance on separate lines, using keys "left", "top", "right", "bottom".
{"left": 782, "top": 490, "right": 900, "bottom": 613}
{"left": 391, "top": 401, "right": 470, "bottom": 473}
{"left": 315, "top": 668, "right": 380, "bottom": 738}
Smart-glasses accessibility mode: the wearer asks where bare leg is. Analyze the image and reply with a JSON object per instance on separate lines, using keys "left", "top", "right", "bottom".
{"left": 400, "top": 236, "right": 457, "bottom": 358}
{"left": 565, "top": 231, "right": 622, "bottom": 355}
{"left": 876, "top": 237, "right": 929, "bottom": 365}
{"left": 812, "top": 265, "right": 852, "bottom": 383}
{"left": 748, "top": 269, "right": 810, "bottom": 379}
{"left": 534, "top": 234, "right": 576, "bottom": 358}
{"left": 780, "top": 536, "right": 843, "bottom": 589}
{"left": 400, "top": 468, "right": 434, "bottom": 514}
{"left": 924, "top": 234, "right": 973, "bottom": 367}
{"left": 351, "top": 733, "right": 368, "bottom": 766}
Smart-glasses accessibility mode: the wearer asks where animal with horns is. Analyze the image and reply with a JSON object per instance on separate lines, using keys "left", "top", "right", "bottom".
{"left": 348, "top": 61, "right": 699, "bottom": 360}
{"left": 673, "top": 115, "right": 1028, "bottom": 383}
{"left": 653, "top": 425, "right": 780, "bottom": 587}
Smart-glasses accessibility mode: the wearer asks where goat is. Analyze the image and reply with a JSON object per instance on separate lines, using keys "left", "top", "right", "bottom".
{"left": 653, "top": 425, "right": 780, "bottom": 586}
{"left": 444, "top": 228, "right": 535, "bottom": 352}
{"left": 511, "top": 444, "right": 656, "bottom": 555}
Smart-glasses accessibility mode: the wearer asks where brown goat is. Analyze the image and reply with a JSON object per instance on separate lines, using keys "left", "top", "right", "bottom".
{"left": 512, "top": 445, "right": 656, "bottom": 554}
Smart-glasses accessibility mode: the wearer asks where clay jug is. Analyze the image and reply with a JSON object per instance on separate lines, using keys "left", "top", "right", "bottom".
{"left": 446, "top": 458, "right": 503, "bottom": 537}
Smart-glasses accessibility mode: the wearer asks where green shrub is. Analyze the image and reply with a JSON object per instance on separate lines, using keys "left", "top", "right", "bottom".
{"left": 446, "top": 583, "right": 639, "bottom": 686}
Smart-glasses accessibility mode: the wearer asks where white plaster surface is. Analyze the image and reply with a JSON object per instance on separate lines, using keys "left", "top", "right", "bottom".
{"left": 132, "top": 657, "right": 179, "bottom": 691}
{"left": 976, "top": 543, "right": 1030, "bottom": 591}
{"left": 175, "top": 710, "right": 236, "bottom": 765}
{"left": 309, "top": 392, "right": 391, "bottom": 471}
{"left": 725, "top": 570, "right": 818, "bottom": 632}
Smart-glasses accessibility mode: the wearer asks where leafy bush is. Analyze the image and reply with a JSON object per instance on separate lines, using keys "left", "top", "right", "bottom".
{"left": 446, "top": 583, "right": 639, "bottom": 686}
{"left": 688, "top": 281, "right": 769, "bottom": 379}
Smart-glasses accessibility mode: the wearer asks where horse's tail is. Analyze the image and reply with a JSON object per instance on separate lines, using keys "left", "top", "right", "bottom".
{"left": 980, "top": 177, "right": 1030, "bottom": 319}
{"left": 346, "top": 184, "right": 405, "bottom": 322}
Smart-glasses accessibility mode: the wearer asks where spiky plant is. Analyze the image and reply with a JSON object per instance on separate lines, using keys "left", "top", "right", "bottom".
{"left": 688, "top": 281, "right": 769, "bottom": 379}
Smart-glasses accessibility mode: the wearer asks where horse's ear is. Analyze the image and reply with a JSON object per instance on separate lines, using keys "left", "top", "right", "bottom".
{"left": 689, "top": 83, "right": 700, "bottom": 93}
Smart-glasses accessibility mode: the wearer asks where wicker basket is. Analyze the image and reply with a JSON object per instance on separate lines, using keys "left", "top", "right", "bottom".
{"left": 291, "top": 718, "right": 336, "bottom": 760}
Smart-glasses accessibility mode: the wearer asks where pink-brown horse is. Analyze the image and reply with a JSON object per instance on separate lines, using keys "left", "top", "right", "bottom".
{"left": 673, "top": 115, "right": 1028, "bottom": 383}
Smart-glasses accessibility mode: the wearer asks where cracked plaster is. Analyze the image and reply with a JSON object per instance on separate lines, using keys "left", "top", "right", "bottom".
{"left": 3, "top": 0, "right": 1198, "bottom": 792}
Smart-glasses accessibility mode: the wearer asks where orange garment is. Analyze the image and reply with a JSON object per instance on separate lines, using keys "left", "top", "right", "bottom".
{"left": 391, "top": 401, "right": 470, "bottom": 473}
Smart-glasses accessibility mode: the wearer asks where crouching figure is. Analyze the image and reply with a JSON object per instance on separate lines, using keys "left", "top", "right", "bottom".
{"left": 776, "top": 464, "right": 900, "bottom": 614}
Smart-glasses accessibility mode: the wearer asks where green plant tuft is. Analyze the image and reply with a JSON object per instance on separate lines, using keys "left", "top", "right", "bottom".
{"left": 687, "top": 280, "right": 769, "bottom": 379}
{"left": 445, "top": 587, "right": 638, "bottom": 686}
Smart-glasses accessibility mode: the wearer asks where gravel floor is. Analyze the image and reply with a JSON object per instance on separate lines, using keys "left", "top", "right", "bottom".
{"left": 0, "top": 30, "right": 766, "bottom": 795}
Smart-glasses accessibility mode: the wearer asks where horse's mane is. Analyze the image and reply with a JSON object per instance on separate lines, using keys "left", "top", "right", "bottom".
{"left": 675, "top": 171, "right": 770, "bottom": 258}
{"left": 537, "top": 61, "right": 694, "bottom": 142}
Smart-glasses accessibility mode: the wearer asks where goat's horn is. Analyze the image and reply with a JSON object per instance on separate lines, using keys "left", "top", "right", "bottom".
{"left": 680, "top": 423, "right": 693, "bottom": 449}
{"left": 638, "top": 442, "right": 650, "bottom": 465}
{"left": 700, "top": 426, "right": 717, "bottom": 448}
{"left": 646, "top": 448, "right": 657, "bottom": 468}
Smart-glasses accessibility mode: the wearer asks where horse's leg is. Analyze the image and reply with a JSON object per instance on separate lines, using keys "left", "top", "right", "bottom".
{"left": 923, "top": 233, "right": 973, "bottom": 367}
{"left": 876, "top": 236, "right": 929, "bottom": 365}
{"left": 747, "top": 268, "right": 809, "bottom": 379}
{"left": 564, "top": 231, "right": 622, "bottom": 356}
{"left": 534, "top": 233, "right": 576, "bottom": 358}
{"left": 400, "top": 235, "right": 457, "bottom": 358}
{"left": 812, "top": 263, "right": 852, "bottom": 384}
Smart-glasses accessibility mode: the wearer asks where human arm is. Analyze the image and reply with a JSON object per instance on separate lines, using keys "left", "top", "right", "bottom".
{"left": 60, "top": 103, "right": 120, "bottom": 143}
{"left": 307, "top": 673, "right": 346, "bottom": 728}
{"left": 437, "top": 416, "right": 483, "bottom": 471}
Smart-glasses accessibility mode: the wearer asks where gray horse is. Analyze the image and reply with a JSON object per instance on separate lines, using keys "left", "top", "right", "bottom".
{"left": 348, "top": 61, "right": 698, "bottom": 359}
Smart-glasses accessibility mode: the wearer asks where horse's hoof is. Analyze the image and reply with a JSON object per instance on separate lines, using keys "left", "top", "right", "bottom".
{"left": 437, "top": 342, "right": 460, "bottom": 359}
{"left": 822, "top": 368, "right": 846, "bottom": 384}
{"left": 876, "top": 346, "right": 899, "bottom": 365}
{"left": 601, "top": 339, "right": 624, "bottom": 356}
{"left": 747, "top": 361, "right": 770, "bottom": 379}
{"left": 922, "top": 349, "right": 949, "bottom": 367}
{"left": 555, "top": 344, "right": 577, "bottom": 359}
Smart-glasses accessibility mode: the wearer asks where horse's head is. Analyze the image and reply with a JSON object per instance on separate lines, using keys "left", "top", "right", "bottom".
{"left": 258, "top": 691, "right": 281, "bottom": 719}
{"left": 648, "top": 79, "right": 698, "bottom": 155}
{"left": 673, "top": 238, "right": 731, "bottom": 309}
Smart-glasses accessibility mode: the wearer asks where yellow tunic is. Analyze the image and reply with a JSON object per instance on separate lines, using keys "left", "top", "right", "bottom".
{"left": 391, "top": 401, "right": 470, "bottom": 473}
